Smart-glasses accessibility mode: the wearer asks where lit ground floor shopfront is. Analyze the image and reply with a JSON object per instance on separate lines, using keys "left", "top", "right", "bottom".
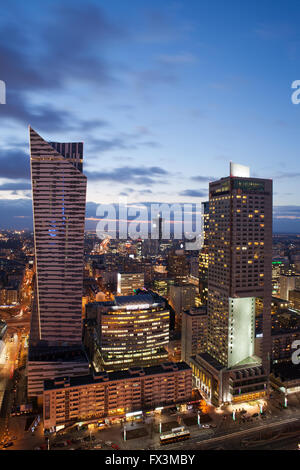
{"left": 190, "top": 353, "right": 268, "bottom": 407}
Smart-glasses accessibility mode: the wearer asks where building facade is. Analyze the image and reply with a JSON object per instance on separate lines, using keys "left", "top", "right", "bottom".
{"left": 28, "top": 128, "right": 89, "bottom": 401}
{"left": 85, "top": 292, "right": 170, "bottom": 370}
{"left": 117, "top": 272, "right": 145, "bottom": 296}
{"left": 29, "top": 127, "right": 86, "bottom": 346}
{"left": 191, "top": 163, "right": 272, "bottom": 405}
{"left": 43, "top": 362, "right": 192, "bottom": 430}
{"left": 181, "top": 306, "right": 207, "bottom": 362}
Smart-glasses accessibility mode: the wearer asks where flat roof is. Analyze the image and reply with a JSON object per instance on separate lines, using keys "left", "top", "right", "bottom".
{"left": 272, "top": 362, "right": 300, "bottom": 381}
{"left": 192, "top": 352, "right": 224, "bottom": 371}
{"left": 44, "top": 361, "right": 191, "bottom": 390}
{"left": 28, "top": 345, "right": 88, "bottom": 363}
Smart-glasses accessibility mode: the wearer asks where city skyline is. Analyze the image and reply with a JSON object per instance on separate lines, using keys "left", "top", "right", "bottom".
{"left": 1, "top": 0, "right": 300, "bottom": 231}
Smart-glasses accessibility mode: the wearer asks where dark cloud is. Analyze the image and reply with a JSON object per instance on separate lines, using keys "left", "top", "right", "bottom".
{"left": 0, "top": 2, "right": 125, "bottom": 132}
{"left": 87, "top": 137, "right": 136, "bottom": 153}
{"left": 273, "top": 206, "right": 300, "bottom": 218}
{"left": 0, "top": 149, "right": 30, "bottom": 180}
{"left": 86, "top": 166, "right": 168, "bottom": 186}
{"left": 179, "top": 189, "right": 208, "bottom": 197}
{"left": 87, "top": 129, "right": 160, "bottom": 154}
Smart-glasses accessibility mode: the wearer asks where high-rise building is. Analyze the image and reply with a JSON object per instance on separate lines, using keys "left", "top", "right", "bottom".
{"left": 198, "top": 201, "right": 209, "bottom": 305}
{"left": 28, "top": 128, "right": 89, "bottom": 401}
{"left": 190, "top": 163, "right": 272, "bottom": 405}
{"left": 29, "top": 127, "right": 86, "bottom": 346}
{"left": 167, "top": 249, "right": 189, "bottom": 282}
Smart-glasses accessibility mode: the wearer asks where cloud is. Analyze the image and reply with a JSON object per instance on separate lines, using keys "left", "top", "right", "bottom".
{"left": 87, "top": 130, "right": 160, "bottom": 154}
{"left": 136, "top": 68, "right": 178, "bottom": 89}
{"left": 273, "top": 206, "right": 300, "bottom": 219}
{"left": 0, "top": 148, "right": 30, "bottom": 180}
{"left": 273, "top": 172, "right": 300, "bottom": 180}
{"left": 191, "top": 175, "right": 216, "bottom": 182}
{"left": 254, "top": 23, "right": 292, "bottom": 40}
{"left": 179, "top": 189, "right": 208, "bottom": 197}
{"left": 86, "top": 166, "right": 168, "bottom": 186}
{"left": 0, "top": 181, "right": 31, "bottom": 191}
{"left": 157, "top": 53, "right": 197, "bottom": 64}
{"left": 119, "top": 188, "right": 152, "bottom": 197}
{"left": 0, "top": 2, "right": 126, "bottom": 132}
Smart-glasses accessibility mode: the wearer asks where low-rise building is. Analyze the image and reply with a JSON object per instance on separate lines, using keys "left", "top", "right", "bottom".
{"left": 43, "top": 362, "right": 192, "bottom": 431}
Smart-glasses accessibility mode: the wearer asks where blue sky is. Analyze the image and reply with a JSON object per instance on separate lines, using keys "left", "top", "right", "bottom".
{"left": 1, "top": 0, "right": 300, "bottom": 231}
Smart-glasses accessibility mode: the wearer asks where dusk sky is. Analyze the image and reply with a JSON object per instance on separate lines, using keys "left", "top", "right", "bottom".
{"left": 1, "top": 0, "right": 300, "bottom": 231}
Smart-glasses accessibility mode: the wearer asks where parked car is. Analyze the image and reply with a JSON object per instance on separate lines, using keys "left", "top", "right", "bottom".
{"left": 71, "top": 438, "right": 80, "bottom": 444}
{"left": 4, "top": 442, "right": 13, "bottom": 448}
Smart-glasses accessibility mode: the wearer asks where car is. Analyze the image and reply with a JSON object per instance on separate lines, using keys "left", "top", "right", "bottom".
{"left": 252, "top": 413, "right": 259, "bottom": 418}
{"left": 3, "top": 442, "right": 13, "bottom": 448}
{"left": 111, "top": 443, "right": 119, "bottom": 450}
{"left": 53, "top": 441, "right": 67, "bottom": 448}
{"left": 71, "top": 438, "right": 80, "bottom": 444}
{"left": 105, "top": 441, "right": 112, "bottom": 446}
{"left": 94, "top": 444, "right": 102, "bottom": 449}
{"left": 202, "top": 424, "right": 210, "bottom": 428}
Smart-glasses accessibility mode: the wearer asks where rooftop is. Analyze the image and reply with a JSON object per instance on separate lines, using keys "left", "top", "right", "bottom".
{"left": 272, "top": 362, "right": 300, "bottom": 381}
{"left": 28, "top": 345, "right": 88, "bottom": 363}
{"left": 44, "top": 361, "right": 191, "bottom": 390}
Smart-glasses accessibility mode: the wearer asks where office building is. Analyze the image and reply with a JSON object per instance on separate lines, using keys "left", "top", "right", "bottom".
{"left": 167, "top": 249, "right": 189, "bottom": 282}
{"left": 85, "top": 291, "right": 170, "bottom": 370}
{"left": 190, "top": 163, "right": 272, "bottom": 405}
{"left": 29, "top": 127, "right": 86, "bottom": 345}
{"left": 28, "top": 128, "right": 89, "bottom": 401}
